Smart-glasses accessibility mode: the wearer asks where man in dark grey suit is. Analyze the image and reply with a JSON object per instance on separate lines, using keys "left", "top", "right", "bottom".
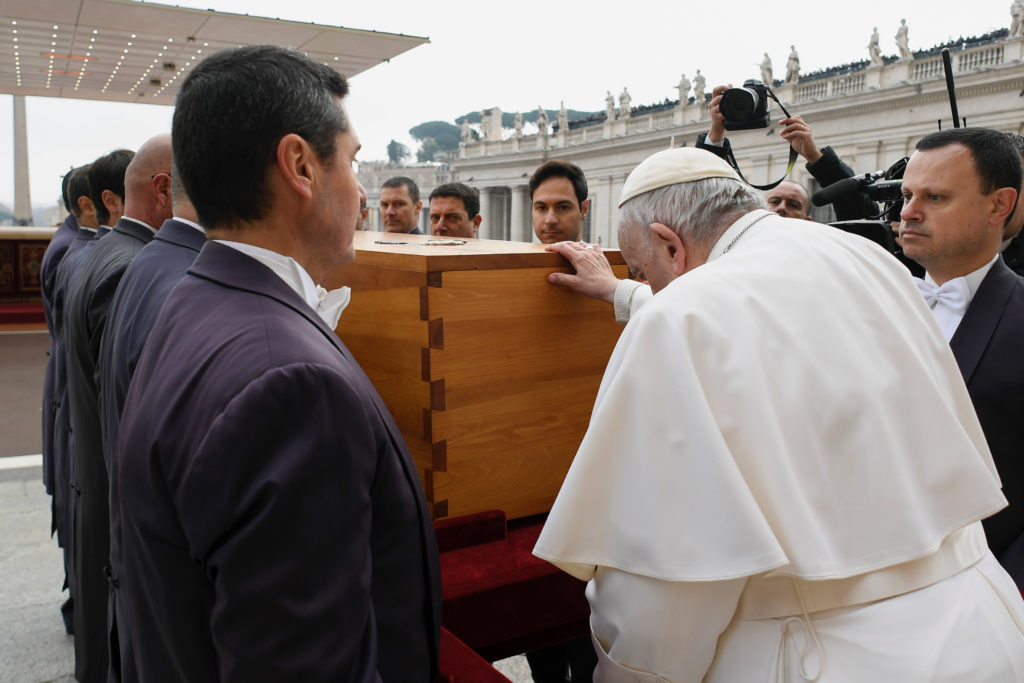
{"left": 899, "top": 127, "right": 1024, "bottom": 587}
{"left": 39, "top": 164, "right": 97, "bottom": 632}
{"left": 41, "top": 167, "right": 86, "bottom": 501}
{"left": 65, "top": 135, "right": 173, "bottom": 683}
{"left": 98, "top": 177, "right": 205, "bottom": 682}
{"left": 49, "top": 149, "right": 133, "bottom": 635}
{"left": 115, "top": 45, "right": 440, "bottom": 682}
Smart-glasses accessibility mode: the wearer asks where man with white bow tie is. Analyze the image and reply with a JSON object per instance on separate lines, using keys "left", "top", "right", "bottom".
{"left": 113, "top": 46, "right": 440, "bottom": 682}
{"left": 900, "top": 127, "right": 1024, "bottom": 587}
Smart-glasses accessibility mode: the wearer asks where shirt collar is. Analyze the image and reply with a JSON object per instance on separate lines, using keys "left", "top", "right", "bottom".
{"left": 213, "top": 240, "right": 350, "bottom": 328}
{"left": 121, "top": 215, "right": 157, "bottom": 235}
{"left": 171, "top": 216, "right": 205, "bottom": 234}
{"left": 923, "top": 253, "right": 998, "bottom": 307}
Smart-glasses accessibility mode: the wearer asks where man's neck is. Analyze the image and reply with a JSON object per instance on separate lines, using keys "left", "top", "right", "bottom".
{"left": 208, "top": 221, "right": 316, "bottom": 281}
{"left": 927, "top": 254, "right": 998, "bottom": 286}
{"left": 925, "top": 253, "right": 999, "bottom": 290}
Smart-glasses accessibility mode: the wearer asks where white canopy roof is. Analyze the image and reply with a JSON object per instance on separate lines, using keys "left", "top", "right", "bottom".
{"left": 0, "top": 0, "right": 428, "bottom": 105}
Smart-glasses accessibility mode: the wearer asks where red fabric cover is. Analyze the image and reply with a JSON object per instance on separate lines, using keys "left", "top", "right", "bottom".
{"left": 434, "top": 510, "right": 507, "bottom": 553}
{"left": 0, "top": 303, "right": 44, "bottom": 324}
{"left": 436, "top": 626, "right": 512, "bottom": 682}
{"left": 439, "top": 517, "right": 590, "bottom": 661}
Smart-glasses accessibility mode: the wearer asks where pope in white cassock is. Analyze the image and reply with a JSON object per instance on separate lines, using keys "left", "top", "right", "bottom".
{"left": 533, "top": 147, "right": 1024, "bottom": 682}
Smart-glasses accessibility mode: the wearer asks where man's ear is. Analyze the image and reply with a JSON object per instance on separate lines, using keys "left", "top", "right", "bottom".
{"left": 276, "top": 133, "right": 315, "bottom": 200}
{"left": 152, "top": 172, "right": 172, "bottom": 207}
{"left": 991, "top": 187, "right": 1019, "bottom": 228}
{"left": 581, "top": 198, "right": 591, "bottom": 219}
{"left": 77, "top": 195, "right": 94, "bottom": 217}
{"left": 101, "top": 189, "right": 122, "bottom": 216}
{"left": 649, "top": 222, "right": 687, "bottom": 275}
{"left": 471, "top": 214, "right": 482, "bottom": 237}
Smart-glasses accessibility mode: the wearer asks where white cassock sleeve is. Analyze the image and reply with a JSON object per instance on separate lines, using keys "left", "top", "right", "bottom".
{"left": 587, "top": 567, "right": 747, "bottom": 682}
{"left": 612, "top": 280, "right": 653, "bottom": 325}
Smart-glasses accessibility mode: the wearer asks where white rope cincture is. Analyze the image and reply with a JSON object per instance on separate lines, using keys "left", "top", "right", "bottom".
{"left": 774, "top": 578, "right": 823, "bottom": 683}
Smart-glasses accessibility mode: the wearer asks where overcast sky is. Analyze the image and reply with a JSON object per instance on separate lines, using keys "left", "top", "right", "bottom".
{"left": 0, "top": 0, "right": 1014, "bottom": 209}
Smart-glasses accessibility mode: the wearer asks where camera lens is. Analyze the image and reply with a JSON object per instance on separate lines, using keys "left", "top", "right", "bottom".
{"left": 720, "top": 88, "right": 758, "bottom": 120}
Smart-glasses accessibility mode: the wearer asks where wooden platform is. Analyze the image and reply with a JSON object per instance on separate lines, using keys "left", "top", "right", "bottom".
{"left": 326, "top": 233, "right": 628, "bottom": 519}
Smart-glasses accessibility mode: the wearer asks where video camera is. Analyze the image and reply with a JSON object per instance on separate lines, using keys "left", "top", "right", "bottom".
{"left": 811, "top": 157, "right": 923, "bottom": 277}
{"left": 811, "top": 156, "right": 907, "bottom": 223}
{"left": 720, "top": 80, "right": 771, "bottom": 131}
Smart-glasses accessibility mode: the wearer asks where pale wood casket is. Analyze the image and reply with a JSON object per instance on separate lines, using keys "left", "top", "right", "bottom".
{"left": 324, "top": 232, "right": 629, "bottom": 520}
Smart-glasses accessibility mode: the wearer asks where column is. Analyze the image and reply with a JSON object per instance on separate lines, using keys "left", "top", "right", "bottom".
{"left": 478, "top": 187, "right": 494, "bottom": 239}
{"left": 510, "top": 185, "right": 529, "bottom": 242}
{"left": 492, "top": 188, "right": 510, "bottom": 241}
{"left": 13, "top": 96, "right": 32, "bottom": 226}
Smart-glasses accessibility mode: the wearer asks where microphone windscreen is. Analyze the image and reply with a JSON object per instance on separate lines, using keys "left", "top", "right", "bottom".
{"left": 811, "top": 177, "right": 863, "bottom": 207}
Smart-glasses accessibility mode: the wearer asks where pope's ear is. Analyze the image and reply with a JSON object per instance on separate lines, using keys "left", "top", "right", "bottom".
{"left": 649, "top": 222, "right": 687, "bottom": 275}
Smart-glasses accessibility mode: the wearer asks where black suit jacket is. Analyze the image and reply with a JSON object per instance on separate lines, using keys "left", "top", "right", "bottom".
{"left": 950, "top": 257, "right": 1024, "bottom": 584}
{"left": 41, "top": 214, "right": 80, "bottom": 497}
{"left": 51, "top": 226, "right": 107, "bottom": 565}
{"left": 65, "top": 217, "right": 155, "bottom": 683}
{"left": 115, "top": 241, "right": 441, "bottom": 682}
{"left": 98, "top": 218, "right": 206, "bottom": 682}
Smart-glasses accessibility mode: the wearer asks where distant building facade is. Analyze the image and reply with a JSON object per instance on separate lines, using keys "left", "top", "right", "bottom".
{"left": 447, "top": 30, "right": 1023, "bottom": 246}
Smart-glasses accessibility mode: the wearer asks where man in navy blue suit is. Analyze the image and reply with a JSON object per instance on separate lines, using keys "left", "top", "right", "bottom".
{"left": 900, "top": 127, "right": 1024, "bottom": 587}
{"left": 114, "top": 45, "right": 440, "bottom": 682}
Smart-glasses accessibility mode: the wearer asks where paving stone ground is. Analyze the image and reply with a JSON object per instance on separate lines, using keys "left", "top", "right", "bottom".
{"left": 0, "top": 460, "right": 532, "bottom": 683}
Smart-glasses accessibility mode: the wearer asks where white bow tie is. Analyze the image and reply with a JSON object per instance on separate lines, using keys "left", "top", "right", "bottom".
{"left": 915, "top": 277, "right": 969, "bottom": 317}
{"left": 314, "top": 285, "right": 351, "bottom": 329}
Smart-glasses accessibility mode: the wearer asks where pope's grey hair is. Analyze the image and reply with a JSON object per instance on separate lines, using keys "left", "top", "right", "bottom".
{"left": 617, "top": 177, "right": 765, "bottom": 251}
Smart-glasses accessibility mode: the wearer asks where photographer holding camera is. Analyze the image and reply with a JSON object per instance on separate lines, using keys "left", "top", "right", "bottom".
{"left": 697, "top": 83, "right": 877, "bottom": 221}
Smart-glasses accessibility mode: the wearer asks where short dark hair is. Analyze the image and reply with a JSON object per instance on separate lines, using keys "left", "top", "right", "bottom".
{"left": 528, "top": 159, "right": 588, "bottom": 206}
{"left": 169, "top": 160, "right": 188, "bottom": 208}
{"left": 916, "top": 128, "right": 1022, "bottom": 196}
{"left": 67, "top": 164, "right": 92, "bottom": 219}
{"left": 172, "top": 45, "right": 350, "bottom": 230}
{"left": 382, "top": 176, "right": 420, "bottom": 204}
{"left": 429, "top": 182, "right": 479, "bottom": 218}
{"left": 88, "top": 149, "right": 135, "bottom": 225}
{"left": 1005, "top": 132, "right": 1024, "bottom": 161}
{"left": 61, "top": 167, "right": 75, "bottom": 213}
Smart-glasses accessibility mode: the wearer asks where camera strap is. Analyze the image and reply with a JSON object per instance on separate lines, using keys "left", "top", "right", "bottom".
{"left": 721, "top": 86, "right": 799, "bottom": 191}
{"left": 721, "top": 144, "right": 799, "bottom": 191}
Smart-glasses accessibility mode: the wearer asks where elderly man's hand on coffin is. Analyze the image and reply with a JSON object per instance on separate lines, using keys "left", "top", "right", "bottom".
{"left": 544, "top": 240, "right": 620, "bottom": 304}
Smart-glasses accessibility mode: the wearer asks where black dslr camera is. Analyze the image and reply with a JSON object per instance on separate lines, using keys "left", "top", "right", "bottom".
{"left": 720, "top": 79, "right": 771, "bottom": 131}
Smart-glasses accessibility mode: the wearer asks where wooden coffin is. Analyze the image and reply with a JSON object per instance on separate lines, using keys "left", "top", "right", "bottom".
{"left": 324, "top": 232, "right": 629, "bottom": 520}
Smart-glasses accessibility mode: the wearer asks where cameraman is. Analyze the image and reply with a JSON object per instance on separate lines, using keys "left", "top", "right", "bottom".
{"left": 696, "top": 84, "right": 877, "bottom": 221}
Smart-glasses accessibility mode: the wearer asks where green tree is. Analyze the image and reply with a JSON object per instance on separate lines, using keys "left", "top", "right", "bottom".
{"left": 409, "top": 121, "right": 461, "bottom": 151}
{"left": 387, "top": 139, "right": 409, "bottom": 166}
{"left": 416, "top": 138, "right": 440, "bottom": 163}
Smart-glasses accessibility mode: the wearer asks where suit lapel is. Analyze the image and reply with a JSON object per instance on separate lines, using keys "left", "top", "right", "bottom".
{"left": 950, "top": 258, "right": 1018, "bottom": 383}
